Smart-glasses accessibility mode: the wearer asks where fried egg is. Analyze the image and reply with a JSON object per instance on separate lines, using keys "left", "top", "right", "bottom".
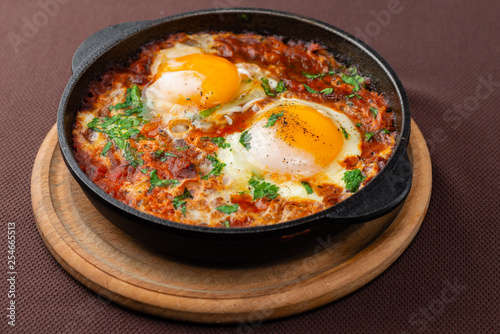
{"left": 217, "top": 99, "right": 362, "bottom": 200}
{"left": 143, "top": 41, "right": 268, "bottom": 128}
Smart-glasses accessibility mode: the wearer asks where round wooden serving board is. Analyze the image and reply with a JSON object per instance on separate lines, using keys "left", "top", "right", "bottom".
{"left": 31, "top": 119, "right": 431, "bottom": 324}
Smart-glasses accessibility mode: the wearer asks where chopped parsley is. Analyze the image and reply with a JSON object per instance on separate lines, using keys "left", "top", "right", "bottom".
{"left": 121, "top": 142, "right": 144, "bottom": 167}
{"left": 249, "top": 176, "right": 279, "bottom": 200}
{"left": 341, "top": 66, "right": 365, "bottom": 92}
{"left": 382, "top": 129, "right": 391, "bottom": 134}
{"left": 263, "top": 111, "right": 284, "bottom": 128}
{"left": 176, "top": 145, "right": 189, "bottom": 151}
{"left": 320, "top": 87, "right": 334, "bottom": 95}
{"left": 155, "top": 149, "right": 179, "bottom": 161}
{"left": 260, "top": 77, "right": 276, "bottom": 97}
{"left": 113, "top": 85, "right": 143, "bottom": 115}
{"left": 201, "top": 153, "right": 226, "bottom": 180}
{"left": 356, "top": 122, "right": 362, "bottom": 127}
{"left": 370, "top": 107, "right": 378, "bottom": 118}
{"left": 342, "top": 169, "right": 366, "bottom": 193}
{"left": 340, "top": 126, "right": 349, "bottom": 139}
{"left": 260, "top": 77, "right": 286, "bottom": 96}
{"left": 149, "top": 170, "right": 180, "bottom": 191}
{"left": 210, "top": 137, "right": 230, "bottom": 149}
{"left": 199, "top": 105, "right": 221, "bottom": 118}
{"left": 216, "top": 204, "right": 239, "bottom": 214}
{"left": 365, "top": 132, "right": 375, "bottom": 141}
{"left": 173, "top": 188, "right": 192, "bottom": 216}
{"left": 239, "top": 130, "right": 251, "bottom": 150}
{"left": 347, "top": 93, "right": 362, "bottom": 99}
{"left": 87, "top": 85, "right": 147, "bottom": 167}
{"left": 302, "top": 70, "right": 336, "bottom": 79}
{"left": 275, "top": 80, "right": 287, "bottom": 93}
{"left": 162, "top": 153, "right": 179, "bottom": 161}
{"left": 301, "top": 181, "right": 314, "bottom": 195}
{"left": 303, "top": 83, "right": 318, "bottom": 94}
{"left": 303, "top": 72, "right": 323, "bottom": 79}
{"left": 223, "top": 221, "right": 231, "bottom": 228}
{"left": 140, "top": 168, "right": 148, "bottom": 174}
{"left": 101, "top": 141, "right": 112, "bottom": 156}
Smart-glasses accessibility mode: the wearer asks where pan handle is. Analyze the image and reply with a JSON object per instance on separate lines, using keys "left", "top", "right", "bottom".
{"left": 71, "top": 19, "right": 156, "bottom": 74}
{"left": 325, "top": 149, "right": 413, "bottom": 223}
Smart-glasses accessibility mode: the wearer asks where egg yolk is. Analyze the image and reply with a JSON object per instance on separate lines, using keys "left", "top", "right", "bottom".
{"left": 155, "top": 53, "right": 241, "bottom": 109}
{"left": 265, "top": 104, "right": 344, "bottom": 167}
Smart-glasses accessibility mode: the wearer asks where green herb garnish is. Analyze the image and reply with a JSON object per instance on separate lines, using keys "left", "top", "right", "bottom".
{"left": 101, "top": 141, "right": 112, "bottom": 156}
{"left": 154, "top": 150, "right": 179, "bottom": 161}
{"left": 210, "top": 137, "right": 230, "bottom": 149}
{"left": 340, "top": 126, "right": 349, "bottom": 139}
{"left": 382, "top": 129, "right": 391, "bottom": 134}
{"left": 260, "top": 77, "right": 276, "bottom": 97}
{"left": 370, "top": 107, "right": 378, "bottom": 118}
{"left": 275, "top": 80, "right": 286, "bottom": 93}
{"left": 201, "top": 153, "right": 226, "bottom": 180}
{"left": 347, "top": 93, "right": 362, "bottom": 99}
{"left": 341, "top": 66, "right": 365, "bottom": 92}
{"left": 216, "top": 204, "right": 239, "bottom": 214}
{"left": 87, "top": 85, "right": 148, "bottom": 167}
{"left": 223, "top": 221, "right": 231, "bottom": 228}
{"left": 264, "top": 111, "right": 284, "bottom": 128}
{"left": 303, "top": 72, "right": 325, "bottom": 79}
{"left": 114, "top": 85, "right": 143, "bottom": 115}
{"left": 356, "top": 122, "right": 362, "bottom": 127}
{"left": 365, "top": 132, "right": 375, "bottom": 141}
{"left": 249, "top": 176, "right": 279, "bottom": 200}
{"left": 149, "top": 170, "right": 180, "bottom": 191}
{"left": 303, "top": 84, "right": 318, "bottom": 94}
{"left": 176, "top": 145, "right": 189, "bottom": 151}
{"left": 121, "top": 143, "right": 144, "bottom": 167}
{"left": 320, "top": 87, "right": 334, "bottom": 95}
{"left": 155, "top": 150, "right": 179, "bottom": 162}
{"left": 302, "top": 70, "right": 336, "bottom": 79}
{"left": 239, "top": 130, "right": 251, "bottom": 150}
{"left": 301, "top": 181, "right": 314, "bottom": 195}
{"left": 342, "top": 169, "right": 366, "bottom": 193}
{"left": 200, "top": 105, "right": 221, "bottom": 118}
{"left": 173, "top": 188, "right": 192, "bottom": 216}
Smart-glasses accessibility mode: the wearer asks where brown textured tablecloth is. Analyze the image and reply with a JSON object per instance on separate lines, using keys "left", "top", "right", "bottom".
{"left": 1, "top": 0, "right": 498, "bottom": 333}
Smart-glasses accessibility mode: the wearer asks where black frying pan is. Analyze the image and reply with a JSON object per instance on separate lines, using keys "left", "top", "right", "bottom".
{"left": 57, "top": 8, "right": 412, "bottom": 262}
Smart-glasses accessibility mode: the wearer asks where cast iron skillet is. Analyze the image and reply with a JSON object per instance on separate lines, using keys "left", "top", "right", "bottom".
{"left": 58, "top": 8, "right": 412, "bottom": 262}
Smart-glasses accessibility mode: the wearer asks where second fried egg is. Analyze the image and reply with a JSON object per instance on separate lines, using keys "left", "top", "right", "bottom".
{"left": 217, "top": 99, "right": 362, "bottom": 200}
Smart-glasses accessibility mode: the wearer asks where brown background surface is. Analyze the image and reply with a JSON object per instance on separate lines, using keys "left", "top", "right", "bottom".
{"left": 1, "top": 0, "right": 498, "bottom": 333}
